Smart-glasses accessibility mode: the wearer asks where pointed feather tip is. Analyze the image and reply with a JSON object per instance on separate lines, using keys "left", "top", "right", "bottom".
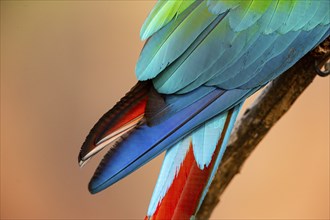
{"left": 140, "top": 31, "right": 149, "bottom": 41}
{"left": 78, "top": 145, "right": 98, "bottom": 167}
{"left": 87, "top": 160, "right": 115, "bottom": 194}
{"left": 78, "top": 139, "right": 111, "bottom": 167}
{"left": 88, "top": 168, "right": 123, "bottom": 195}
{"left": 88, "top": 174, "right": 110, "bottom": 194}
{"left": 78, "top": 158, "right": 90, "bottom": 168}
{"left": 88, "top": 179, "right": 100, "bottom": 194}
{"left": 87, "top": 148, "right": 125, "bottom": 195}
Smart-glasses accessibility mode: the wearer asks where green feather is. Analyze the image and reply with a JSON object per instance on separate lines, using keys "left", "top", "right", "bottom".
{"left": 264, "top": 0, "right": 293, "bottom": 34}
{"left": 137, "top": 1, "right": 216, "bottom": 81}
{"left": 228, "top": 0, "right": 272, "bottom": 32}
{"left": 140, "top": 0, "right": 195, "bottom": 40}
{"left": 207, "top": 0, "right": 240, "bottom": 14}
{"left": 279, "top": 0, "right": 307, "bottom": 33}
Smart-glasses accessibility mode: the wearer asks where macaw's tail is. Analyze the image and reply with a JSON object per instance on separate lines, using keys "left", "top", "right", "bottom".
{"left": 79, "top": 80, "right": 251, "bottom": 213}
{"left": 146, "top": 104, "right": 242, "bottom": 220}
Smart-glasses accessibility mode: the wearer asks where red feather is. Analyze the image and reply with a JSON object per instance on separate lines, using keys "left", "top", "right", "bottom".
{"left": 147, "top": 109, "right": 233, "bottom": 220}
{"left": 97, "top": 95, "right": 147, "bottom": 142}
{"left": 79, "top": 81, "right": 151, "bottom": 164}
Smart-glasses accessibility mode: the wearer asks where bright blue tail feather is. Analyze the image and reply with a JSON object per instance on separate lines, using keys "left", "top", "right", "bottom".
{"left": 89, "top": 87, "right": 251, "bottom": 194}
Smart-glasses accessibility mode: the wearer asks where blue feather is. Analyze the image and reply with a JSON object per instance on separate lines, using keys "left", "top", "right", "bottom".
{"left": 88, "top": 87, "right": 253, "bottom": 194}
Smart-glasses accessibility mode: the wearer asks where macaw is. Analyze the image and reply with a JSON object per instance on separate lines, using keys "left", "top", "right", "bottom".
{"left": 79, "top": 1, "right": 330, "bottom": 219}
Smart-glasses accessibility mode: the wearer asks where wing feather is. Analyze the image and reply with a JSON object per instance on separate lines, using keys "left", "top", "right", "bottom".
{"left": 137, "top": 0, "right": 329, "bottom": 95}
{"left": 140, "top": 0, "right": 196, "bottom": 40}
{"left": 152, "top": 10, "right": 229, "bottom": 94}
{"left": 229, "top": 0, "right": 272, "bottom": 32}
{"left": 279, "top": 0, "right": 307, "bottom": 33}
{"left": 204, "top": 33, "right": 279, "bottom": 88}
{"left": 137, "top": 1, "right": 217, "bottom": 81}
{"left": 218, "top": 30, "right": 302, "bottom": 89}
{"left": 305, "top": 2, "right": 330, "bottom": 30}
{"left": 241, "top": 26, "right": 330, "bottom": 89}
{"left": 176, "top": 19, "right": 263, "bottom": 93}
{"left": 293, "top": 0, "right": 320, "bottom": 31}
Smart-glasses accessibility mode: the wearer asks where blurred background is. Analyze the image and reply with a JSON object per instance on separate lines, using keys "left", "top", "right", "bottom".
{"left": 1, "top": 1, "right": 329, "bottom": 219}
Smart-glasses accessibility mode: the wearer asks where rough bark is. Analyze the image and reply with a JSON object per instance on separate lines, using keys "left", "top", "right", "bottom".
{"left": 196, "top": 37, "right": 330, "bottom": 219}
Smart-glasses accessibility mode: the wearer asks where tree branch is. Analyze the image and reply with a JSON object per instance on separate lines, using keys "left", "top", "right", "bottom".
{"left": 196, "top": 37, "right": 330, "bottom": 219}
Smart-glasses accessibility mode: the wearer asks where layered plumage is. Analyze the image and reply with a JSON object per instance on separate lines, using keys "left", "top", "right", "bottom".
{"left": 79, "top": 1, "right": 330, "bottom": 219}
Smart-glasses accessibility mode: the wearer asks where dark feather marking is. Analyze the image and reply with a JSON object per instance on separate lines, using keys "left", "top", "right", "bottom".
{"left": 146, "top": 86, "right": 225, "bottom": 126}
{"left": 79, "top": 81, "right": 151, "bottom": 162}
{"left": 145, "top": 85, "right": 167, "bottom": 126}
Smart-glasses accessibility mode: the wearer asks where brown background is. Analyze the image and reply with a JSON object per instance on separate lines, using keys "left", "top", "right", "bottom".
{"left": 1, "top": 1, "right": 329, "bottom": 219}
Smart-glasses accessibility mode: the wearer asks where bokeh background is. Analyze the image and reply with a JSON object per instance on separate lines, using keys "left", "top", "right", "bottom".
{"left": 1, "top": 1, "right": 329, "bottom": 219}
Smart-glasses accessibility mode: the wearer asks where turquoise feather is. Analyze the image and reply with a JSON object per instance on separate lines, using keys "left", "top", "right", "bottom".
{"left": 264, "top": 0, "right": 295, "bottom": 34}
{"left": 228, "top": 0, "right": 272, "bottom": 32}
{"left": 206, "top": 0, "right": 240, "bottom": 14}
{"left": 204, "top": 33, "right": 279, "bottom": 89}
{"left": 192, "top": 111, "right": 228, "bottom": 169}
{"left": 140, "top": 0, "right": 196, "bottom": 40}
{"left": 177, "top": 18, "right": 263, "bottom": 94}
{"left": 137, "top": 0, "right": 330, "bottom": 94}
{"left": 216, "top": 30, "right": 303, "bottom": 89}
{"left": 152, "top": 10, "right": 229, "bottom": 94}
{"left": 305, "top": 2, "right": 330, "bottom": 30}
{"left": 241, "top": 26, "right": 330, "bottom": 89}
{"left": 279, "top": 0, "right": 307, "bottom": 33}
{"left": 137, "top": 2, "right": 216, "bottom": 81}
